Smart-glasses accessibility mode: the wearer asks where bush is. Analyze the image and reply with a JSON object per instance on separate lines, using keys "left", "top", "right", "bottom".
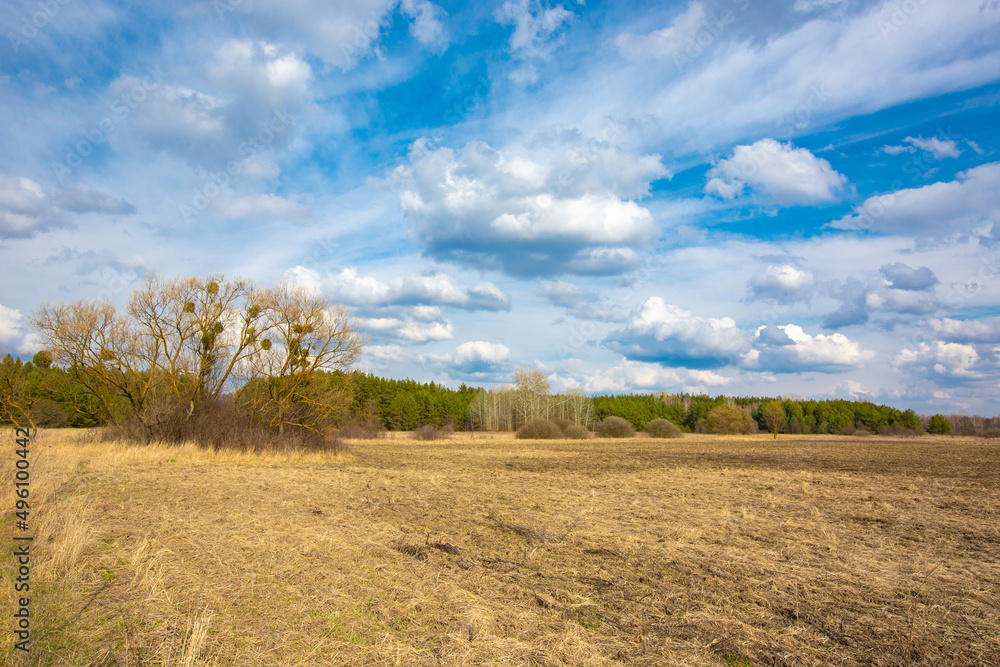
{"left": 563, "top": 424, "right": 591, "bottom": 439}
{"left": 550, "top": 417, "right": 574, "bottom": 432}
{"left": 645, "top": 418, "right": 683, "bottom": 439}
{"left": 29, "top": 399, "right": 68, "bottom": 428}
{"left": 413, "top": 425, "right": 447, "bottom": 440}
{"left": 705, "top": 405, "right": 757, "bottom": 435}
{"left": 595, "top": 416, "right": 635, "bottom": 438}
{"left": 853, "top": 428, "right": 871, "bottom": 437}
{"left": 338, "top": 418, "right": 384, "bottom": 439}
{"left": 516, "top": 419, "right": 564, "bottom": 439}
{"left": 882, "top": 422, "right": 923, "bottom": 437}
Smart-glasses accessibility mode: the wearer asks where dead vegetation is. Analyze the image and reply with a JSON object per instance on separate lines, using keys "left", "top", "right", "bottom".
{"left": 2, "top": 429, "right": 999, "bottom": 666}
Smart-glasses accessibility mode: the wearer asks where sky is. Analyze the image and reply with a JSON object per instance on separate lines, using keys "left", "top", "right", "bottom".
{"left": 1, "top": 0, "right": 999, "bottom": 415}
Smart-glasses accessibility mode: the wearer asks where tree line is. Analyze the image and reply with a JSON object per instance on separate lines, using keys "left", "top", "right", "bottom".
{"left": 4, "top": 348, "right": 993, "bottom": 438}
{"left": 2, "top": 273, "right": 995, "bottom": 442}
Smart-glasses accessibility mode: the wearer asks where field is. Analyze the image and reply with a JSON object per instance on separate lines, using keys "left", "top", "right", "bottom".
{"left": 2, "top": 430, "right": 999, "bottom": 666}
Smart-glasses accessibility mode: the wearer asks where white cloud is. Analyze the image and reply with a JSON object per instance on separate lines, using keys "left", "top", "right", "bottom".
{"left": 400, "top": 0, "right": 449, "bottom": 51}
{"left": 752, "top": 324, "right": 874, "bottom": 373}
{"left": 222, "top": 0, "right": 398, "bottom": 70}
{"left": 705, "top": 139, "right": 847, "bottom": 205}
{"left": 579, "top": 357, "right": 729, "bottom": 394}
{"left": 359, "top": 316, "right": 454, "bottom": 343}
{"left": 925, "top": 318, "right": 1000, "bottom": 344}
{"left": 879, "top": 262, "right": 938, "bottom": 291}
{"left": 895, "top": 341, "right": 982, "bottom": 380}
{"left": 214, "top": 194, "right": 309, "bottom": 221}
{"left": 880, "top": 136, "right": 961, "bottom": 159}
{"left": 389, "top": 137, "right": 665, "bottom": 276}
{"left": 0, "top": 304, "right": 23, "bottom": 344}
{"left": 831, "top": 162, "right": 1000, "bottom": 234}
{"left": 604, "top": 297, "right": 750, "bottom": 369}
{"left": 284, "top": 266, "right": 511, "bottom": 311}
{"left": 528, "top": 0, "right": 1000, "bottom": 155}
{"left": 614, "top": 1, "right": 708, "bottom": 63}
{"left": 426, "top": 340, "right": 513, "bottom": 376}
{"left": 108, "top": 41, "right": 309, "bottom": 169}
{"left": 864, "top": 288, "right": 939, "bottom": 316}
{"left": 209, "top": 39, "right": 312, "bottom": 98}
{"left": 0, "top": 176, "right": 134, "bottom": 238}
{"left": 747, "top": 264, "right": 815, "bottom": 303}
{"left": 904, "top": 136, "right": 961, "bottom": 160}
{"left": 496, "top": 0, "right": 573, "bottom": 60}
{"left": 455, "top": 340, "right": 511, "bottom": 366}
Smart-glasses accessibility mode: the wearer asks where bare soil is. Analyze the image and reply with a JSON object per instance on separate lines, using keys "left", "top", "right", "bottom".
{"left": 2, "top": 430, "right": 999, "bottom": 666}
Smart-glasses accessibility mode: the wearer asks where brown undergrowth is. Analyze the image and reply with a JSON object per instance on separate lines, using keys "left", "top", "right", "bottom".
{"left": 2, "top": 430, "right": 998, "bottom": 666}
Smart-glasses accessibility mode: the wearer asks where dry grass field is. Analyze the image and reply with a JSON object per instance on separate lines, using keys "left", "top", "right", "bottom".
{"left": 2, "top": 429, "right": 999, "bottom": 666}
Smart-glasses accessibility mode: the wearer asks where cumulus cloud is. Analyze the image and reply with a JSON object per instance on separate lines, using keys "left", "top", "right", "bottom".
{"left": 577, "top": 357, "right": 729, "bottom": 394}
{"left": 285, "top": 266, "right": 511, "bottom": 311}
{"left": 603, "top": 297, "right": 749, "bottom": 369}
{"left": 614, "top": 1, "right": 708, "bottom": 63}
{"left": 751, "top": 324, "right": 874, "bottom": 373}
{"left": 108, "top": 40, "right": 309, "bottom": 169}
{"left": 0, "top": 304, "right": 23, "bottom": 345}
{"left": 388, "top": 137, "right": 665, "bottom": 276}
{"left": 925, "top": 318, "right": 1000, "bottom": 344}
{"left": 895, "top": 341, "right": 983, "bottom": 381}
{"left": 705, "top": 139, "right": 848, "bottom": 205}
{"left": 747, "top": 264, "right": 815, "bottom": 303}
{"left": 831, "top": 162, "right": 1000, "bottom": 235}
{"left": 358, "top": 316, "right": 454, "bottom": 343}
{"left": 822, "top": 270, "right": 940, "bottom": 329}
{"left": 879, "top": 262, "right": 938, "bottom": 291}
{"left": 0, "top": 176, "right": 135, "bottom": 238}
{"left": 427, "top": 340, "right": 513, "bottom": 376}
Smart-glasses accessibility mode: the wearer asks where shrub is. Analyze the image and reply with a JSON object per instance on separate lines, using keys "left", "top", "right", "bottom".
{"left": 645, "top": 418, "right": 683, "bottom": 439}
{"left": 595, "top": 416, "right": 635, "bottom": 438}
{"left": 882, "top": 422, "right": 923, "bottom": 437}
{"left": 338, "top": 420, "right": 384, "bottom": 439}
{"left": 29, "top": 398, "right": 68, "bottom": 428}
{"left": 413, "top": 425, "right": 447, "bottom": 440}
{"left": 516, "top": 419, "right": 564, "bottom": 439}
{"left": 853, "top": 428, "right": 871, "bottom": 437}
{"left": 563, "top": 424, "right": 591, "bottom": 439}
{"left": 705, "top": 404, "right": 757, "bottom": 435}
{"left": 550, "top": 417, "right": 574, "bottom": 432}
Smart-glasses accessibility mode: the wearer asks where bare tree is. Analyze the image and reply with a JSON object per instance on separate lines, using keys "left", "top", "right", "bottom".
{"left": 30, "top": 274, "right": 364, "bottom": 443}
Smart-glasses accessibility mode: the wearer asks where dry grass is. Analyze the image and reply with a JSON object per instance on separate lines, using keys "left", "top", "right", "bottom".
{"left": 2, "top": 429, "right": 999, "bottom": 666}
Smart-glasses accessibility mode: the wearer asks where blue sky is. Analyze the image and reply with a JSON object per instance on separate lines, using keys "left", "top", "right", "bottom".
{"left": 2, "top": 0, "right": 999, "bottom": 414}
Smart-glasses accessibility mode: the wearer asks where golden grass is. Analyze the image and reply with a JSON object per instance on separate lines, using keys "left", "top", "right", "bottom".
{"left": 2, "top": 429, "right": 999, "bottom": 666}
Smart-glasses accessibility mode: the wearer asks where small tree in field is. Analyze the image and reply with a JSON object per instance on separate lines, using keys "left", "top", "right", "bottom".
{"left": 927, "top": 414, "right": 952, "bottom": 435}
{"left": 705, "top": 404, "right": 757, "bottom": 435}
{"left": 763, "top": 401, "right": 785, "bottom": 439}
